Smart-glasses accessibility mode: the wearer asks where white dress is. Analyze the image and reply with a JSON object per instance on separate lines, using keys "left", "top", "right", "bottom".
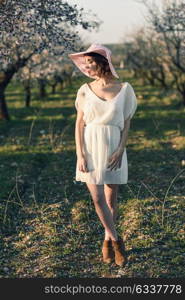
{"left": 75, "top": 82, "right": 137, "bottom": 185}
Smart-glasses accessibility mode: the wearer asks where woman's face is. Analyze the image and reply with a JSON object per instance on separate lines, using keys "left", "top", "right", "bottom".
{"left": 84, "top": 55, "right": 99, "bottom": 78}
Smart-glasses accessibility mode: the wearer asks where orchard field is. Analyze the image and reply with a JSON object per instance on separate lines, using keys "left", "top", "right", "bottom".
{"left": 0, "top": 69, "right": 185, "bottom": 278}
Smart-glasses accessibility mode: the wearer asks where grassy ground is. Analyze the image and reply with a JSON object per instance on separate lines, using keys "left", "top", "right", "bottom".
{"left": 0, "top": 70, "right": 185, "bottom": 278}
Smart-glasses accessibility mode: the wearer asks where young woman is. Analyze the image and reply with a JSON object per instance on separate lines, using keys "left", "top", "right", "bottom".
{"left": 68, "top": 44, "right": 137, "bottom": 266}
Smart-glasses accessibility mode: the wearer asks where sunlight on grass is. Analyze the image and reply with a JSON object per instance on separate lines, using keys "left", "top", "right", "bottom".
{"left": 25, "top": 115, "right": 65, "bottom": 121}
{"left": 0, "top": 70, "right": 184, "bottom": 278}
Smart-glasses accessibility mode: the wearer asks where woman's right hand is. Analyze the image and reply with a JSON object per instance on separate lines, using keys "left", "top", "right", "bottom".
{"left": 77, "top": 155, "right": 89, "bottom": 172}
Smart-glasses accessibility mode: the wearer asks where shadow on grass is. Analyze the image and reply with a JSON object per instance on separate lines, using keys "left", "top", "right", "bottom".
{"left": 0, "top": 71, "right": 184, "bottom": 278}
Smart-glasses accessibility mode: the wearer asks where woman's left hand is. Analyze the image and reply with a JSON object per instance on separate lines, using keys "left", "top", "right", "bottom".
{"left": 106, "top": 148, "right": 124, "bottom": 171}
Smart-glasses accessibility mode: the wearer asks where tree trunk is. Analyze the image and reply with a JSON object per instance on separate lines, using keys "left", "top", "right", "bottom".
{"left": 0, "top": 70, "right": 15, "bottom": 120}
{"left": 183, "top": 92, "right": 185, "bottom": 106}
{"left": 0, "top": 87, "right": 10, "bottom": 120}
{"left": 152, "top": 66, "right": 168, "bottom": 89}
{"left": 159, "top": 66, "right": 168, "bottom": 89}
{"left": 179, "top": 87, "right": 185, "bottom": 106}
{"left": 51, "top": 83, "right": 57, "bottom": 94}
{"left": 0, "top": 53, "right": 34, "bottom": 120}
{"left": 38, "top": 79, "right": 47, "bottom": 99}
{"left": 171, "top": 70, "right": 185, "bottom": 106}
{"left": 143, "top": 70, "right": 155, "bottom": 86}
{"left": 59, "top": 80, "right": 64, "bottom": 91}
{"left": 67, "top": 75, "right": 72, "bottom": 86}
{"left": 23, "top": 81, "right": 31, "bottom": 107}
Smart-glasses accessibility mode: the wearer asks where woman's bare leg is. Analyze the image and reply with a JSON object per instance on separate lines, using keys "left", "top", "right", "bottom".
{"left": 86, "top": 183, "right": 118, "bottom": 241}
{"left": 104, "top": 184, "right": 119, "bottom": 240}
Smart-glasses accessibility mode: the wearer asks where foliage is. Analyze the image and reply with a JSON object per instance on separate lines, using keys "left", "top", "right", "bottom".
{"left": 0, "top": 0, "right": 100, "bottom": 120}
{"left": 126, "top": 0, "right": 185, "bottom": 103}
{"left": 0, "top": 0, "right": 99, "bottom": 67}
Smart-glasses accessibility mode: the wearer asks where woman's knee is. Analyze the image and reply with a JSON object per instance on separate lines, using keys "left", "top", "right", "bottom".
{"left": 106, "top": 197, "right": 118, "bottom": 212}
{"left": 92, "top": 192, "right": 105, "bottom": 205}
{"left": 105, "top": 184, "right": 118, "bottom": 196}
{"left": 104, "top": 184, "right": 119, "bottom": 193}
{"left": 104, "top": 184, "right": 118, "bottom": 203}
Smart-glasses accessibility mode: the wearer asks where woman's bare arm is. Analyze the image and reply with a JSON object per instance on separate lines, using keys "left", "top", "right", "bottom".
{"left": 75, "top": 109, "right": 89, "bottom": 172}
{"left": 107, "top": 117, "right": 131, "bottom": 170}
{"left": 117, "top": 116, "right": 131, "bottom": 153}
{"left": 75, "top": 108, "right": 86, "bottom": 159}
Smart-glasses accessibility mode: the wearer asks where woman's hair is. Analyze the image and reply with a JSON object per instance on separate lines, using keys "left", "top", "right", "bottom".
{"left": 83, "top": 52, "right": 112, "bottom": 78}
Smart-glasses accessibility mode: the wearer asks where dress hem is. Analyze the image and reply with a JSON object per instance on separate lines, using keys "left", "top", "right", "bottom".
{"left": 75, "top": 179, "right": 127, "bottom": 185}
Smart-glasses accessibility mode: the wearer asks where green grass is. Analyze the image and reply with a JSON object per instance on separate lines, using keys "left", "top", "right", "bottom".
{"left": 0, "top": 70, "right": 185, "bottom": 278}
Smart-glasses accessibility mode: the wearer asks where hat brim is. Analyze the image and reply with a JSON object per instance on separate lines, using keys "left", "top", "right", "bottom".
{"left": 68, "top": 49, "right": 119, "bottom": 79}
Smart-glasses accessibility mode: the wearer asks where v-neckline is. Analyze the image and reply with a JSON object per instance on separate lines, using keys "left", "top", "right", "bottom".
{"left": 86, "top": 82, "right": 128, "bottom": 103}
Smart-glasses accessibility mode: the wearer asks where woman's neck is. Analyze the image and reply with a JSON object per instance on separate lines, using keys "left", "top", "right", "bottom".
{"left": 95, "top": 76, "right": 116, "bottom": 86}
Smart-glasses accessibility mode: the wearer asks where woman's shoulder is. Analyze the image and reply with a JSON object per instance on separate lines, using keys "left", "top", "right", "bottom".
{"left": 124, "top": 81, "right": 135, "bottom": 87}
{"left": 76, "top": 83, "right": 89, "bottom": 98}
{"left": 123, "top": 82, "right": 136, "bottom": 92}
{"left": 77, "top": 83, "right": 87, "bottom": 92}
{"left": 122, "top": 81, "right": 128, "bottom": 87}
{"left": 114, "top": 81, "right": 130, "bottom": 89}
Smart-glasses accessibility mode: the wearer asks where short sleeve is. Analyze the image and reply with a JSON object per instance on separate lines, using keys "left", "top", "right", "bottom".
{"left": 123, "top": 83, "right": 137, "bottom": 120}
{"left": 75, "top": 84, "right": 86, "bottom": 112}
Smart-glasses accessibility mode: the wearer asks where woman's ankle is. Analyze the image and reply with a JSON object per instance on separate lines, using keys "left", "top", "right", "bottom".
{"left": 105, "top": 235, "right": 118, "bottom": 241}
{"left": 109, "top": 235, "right": 118, "bottom": 242}
{"left": 104, "top": 232, "right": 111, "bottom": 241}
{"left": 104, "top": 230, "right": 118, "bottom": 241}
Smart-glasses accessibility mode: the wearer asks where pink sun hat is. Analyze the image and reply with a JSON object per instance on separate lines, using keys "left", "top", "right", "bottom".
{"left": 68, "top": 43, "right": 119, "bottom": 79}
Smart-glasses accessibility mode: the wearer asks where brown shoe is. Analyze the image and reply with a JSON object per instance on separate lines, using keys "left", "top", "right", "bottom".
{"left": 102, "top": 240, "right": 114, "bottom": 264}
{"left": 112, "top": 239, "right": 127, "bottom": 266}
